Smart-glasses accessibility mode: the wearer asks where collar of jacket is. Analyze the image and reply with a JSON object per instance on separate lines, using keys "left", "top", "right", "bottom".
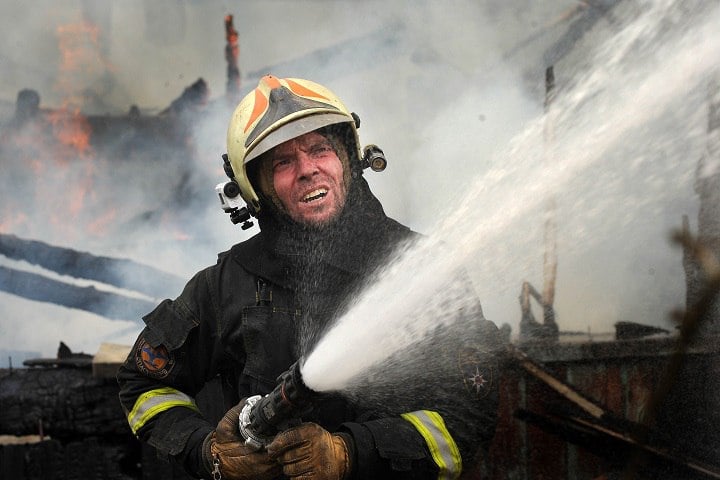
{"left": 227, "top": 233, "right": 294, "bottom": 290}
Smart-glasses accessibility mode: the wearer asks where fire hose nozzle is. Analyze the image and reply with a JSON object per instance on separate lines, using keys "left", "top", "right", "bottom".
{"left": 238, "top": 395, "right": 270, "bottom": 450}
{"left": 238, "top": 359, "right": 316, "bottom": 449}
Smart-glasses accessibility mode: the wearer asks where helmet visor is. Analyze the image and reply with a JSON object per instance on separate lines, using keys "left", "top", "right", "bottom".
{"left": 244, "top": 112, "right": 353, "bottom": 164}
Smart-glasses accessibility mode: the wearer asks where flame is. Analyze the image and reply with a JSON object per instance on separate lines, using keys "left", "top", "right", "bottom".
{"left": 47, "top": 108, "right": 92, "bottom": 159}
{"left": 0, "top": 18, "right": 109, "bottom": 242}
{"left": 43, "top": 21, "right": 113, "bottom": 235}
{"left": 1, "top": 18, "right": 197, "bottom": 243}
{"left": 53, "top": 20, "right": 100, "bottom": 157}
{"left": 55, "top": 22, "right": 106, "bottom": 111}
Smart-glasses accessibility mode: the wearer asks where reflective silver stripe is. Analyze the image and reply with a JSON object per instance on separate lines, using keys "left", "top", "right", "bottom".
{"left": 401, "top": 410, "right": 462, "bottom": 480}
{"left": 127, "top": 387, "right": 199, "bottom": 435}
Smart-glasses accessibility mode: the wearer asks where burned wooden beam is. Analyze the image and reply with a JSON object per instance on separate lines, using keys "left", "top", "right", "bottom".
{"left": 160, "top": 78, "right": 209, "bottom": 116}
{"left": 516, "top": 409, "right": 720, "bottom": 479}
{"left": 613, "top": 229, "right": 720, "bottom": 477}
{"left": 23, "top": 342, "right": 93, "bottom": 369}
{"left": 509, "top": 345, "right": 608, "bottom": 422}
{"left": 510, "top": 234, "right": 720, "bottom": 478}
{"left": 0, "top": 233, "right": 183, "bottom": 299}
{"left": 541, "top": 65, "right": 559, "bottom": 335}
{"left": 614, "top": 321, "right": 670, "bottom": 340}
{"left": 225, "top": 14, "right": 241, "bottom": 104}
{"left": 0, "top": 367, "right": 127, "bottom": 439}
{"left": 542, "top": 65, "right": 558, "bottom": 321}
{"left": 0, "top": 264, "right": 156, "bottom": 321}
{"left": 509, "top": 343, "right": 720, "bottom": 478}
{"left": 519, "top": 66, "right": 560, "bottom": 344}
{"left": 519, "top": 281, "right": 559, "bottom": 343}
{"left": 687, "top": 74, "right": 720, "bottom": 331}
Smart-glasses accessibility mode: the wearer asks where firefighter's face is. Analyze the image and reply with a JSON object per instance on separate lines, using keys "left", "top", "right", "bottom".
{"left": 269, "top": 131, "right": 347, "bottom": 226}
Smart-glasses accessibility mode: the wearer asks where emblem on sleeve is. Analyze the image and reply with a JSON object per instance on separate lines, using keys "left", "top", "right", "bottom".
{"left": 458, "top": 347, "right": 494, "bottom": 399}
{"left": 135, "top": 339, "right": 175, "bottom": 379}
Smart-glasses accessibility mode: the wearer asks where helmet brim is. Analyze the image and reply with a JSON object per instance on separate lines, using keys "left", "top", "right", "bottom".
{"left": 244, "top": 112, "right": 353, "bottom": 164}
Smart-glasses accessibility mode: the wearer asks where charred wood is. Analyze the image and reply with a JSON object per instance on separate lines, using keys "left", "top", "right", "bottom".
{"left": 224, "top": 14, "right": 241, "bottom": 103}
{"left": 0, "top": 368, "right": 126, "bottom": 439}
{"left": 23, "top": 342, "right": 93, "bottom": 369}
{"left": 160, "top": 78, "right": 209, "bottom": 117}
{"left": 0, "top": 264, "right": 156, "bottom": 321}
{"left": 510, "top": 343, "right": 720, "bottom": 479}
{"left": 688, "top": 74, "right": 720, "bottom": 331}
{"left": 517, "top": 409, "right": 720, "bottom": 480}
{"left": 0, "top": 233, "right": 184, "bottom": 299}
{"left": 519, "top": 281, "right": 559, "bottom": 343}
{"left": 0, "top": 365, "right": 224, "bottom": 480}
{"left": 614, "top": 321, "right": 670, "bottom": 340}
{"left": 0, "top": 437, "right": 140, "bottom": 480}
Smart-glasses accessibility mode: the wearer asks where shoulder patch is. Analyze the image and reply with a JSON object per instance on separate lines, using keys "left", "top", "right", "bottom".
{"left": 458, "top": 346, "right": 494, "bottom": 399}
{"left": 135, "top": 339, "right": 175, "bottom": 379}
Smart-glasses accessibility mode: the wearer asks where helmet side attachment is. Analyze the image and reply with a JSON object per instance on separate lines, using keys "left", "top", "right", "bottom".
{"left": 215, "top": 153, "right": 255, "bottom": 230}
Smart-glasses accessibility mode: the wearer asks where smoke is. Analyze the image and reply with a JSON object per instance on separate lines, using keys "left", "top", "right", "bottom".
{"left": 301, "top": 0, "right": 720, "bottom": 391}
{"left": 0, "top": 0, "right": 714, "bottom": 365}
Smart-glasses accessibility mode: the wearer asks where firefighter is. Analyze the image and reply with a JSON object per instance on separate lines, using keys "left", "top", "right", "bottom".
{"left": 117, "top": 75, "right": 503, "bottom": 480}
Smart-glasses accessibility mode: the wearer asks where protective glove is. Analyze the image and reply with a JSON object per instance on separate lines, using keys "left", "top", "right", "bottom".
{"left": 266, "top": 422, "right": 352, "bottom": 480}
{"left": 202, "top": 399, "right": 282, "bottom": 480}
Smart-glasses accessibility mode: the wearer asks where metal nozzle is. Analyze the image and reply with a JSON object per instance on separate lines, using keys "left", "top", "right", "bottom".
{"left": 239, "top": 360, "right": 316, "bottom": 449}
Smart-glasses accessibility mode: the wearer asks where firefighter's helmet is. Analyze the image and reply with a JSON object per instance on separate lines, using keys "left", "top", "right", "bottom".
{"left": 226, "top": 75, "right": 362, "bottom": 215}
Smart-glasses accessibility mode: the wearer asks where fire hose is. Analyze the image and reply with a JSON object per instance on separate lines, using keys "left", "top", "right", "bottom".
{"left": 238, "top": 359, "right": 316, "bottom": 449}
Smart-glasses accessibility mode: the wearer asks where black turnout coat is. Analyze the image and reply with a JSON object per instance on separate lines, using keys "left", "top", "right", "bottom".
{"left": 117, "top": 176, "right": 503, "bottom": 479}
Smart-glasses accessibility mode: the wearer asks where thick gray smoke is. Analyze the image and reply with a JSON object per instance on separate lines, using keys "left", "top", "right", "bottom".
{"left": 0, "top": 0, "right": 713, "bottom": 364}
{"left": 302, "top": 0, "right": 720, "bottom": 391}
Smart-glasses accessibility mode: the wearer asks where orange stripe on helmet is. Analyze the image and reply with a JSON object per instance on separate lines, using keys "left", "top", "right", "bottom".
{"left": 285, "top": 79, "right": 329, "bottom": 100}
{"left": 244, "top": 88, "right": 269, "bottom": 133}
{"left": 262, "top": 75, "right": 283, "bottom": 90}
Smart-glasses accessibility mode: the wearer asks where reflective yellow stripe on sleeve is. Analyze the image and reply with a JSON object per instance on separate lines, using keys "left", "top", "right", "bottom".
{"left": 127, "top": 387, "right": 199, "bottom": 435}
{"left": 401, "top": 410, "right": 462, "bottom": 480}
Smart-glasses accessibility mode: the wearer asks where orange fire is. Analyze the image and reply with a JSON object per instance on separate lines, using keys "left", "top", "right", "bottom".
{"left": 44, "top": 21, "right": 105, "bottom": 234}
{"left": 55, "top": 22, "right": 106, "bottom": 110}
{"left": 46, "top": 108, "right": 92, "bottom": 159}
{"left": 53, "top": 20, "right": 102, "bottom": 157}
{"left": 0, "top": 20, "right": 109, "bottom": 240}
{"left": 1, "top": 18, "right": 196, "bottom": 243}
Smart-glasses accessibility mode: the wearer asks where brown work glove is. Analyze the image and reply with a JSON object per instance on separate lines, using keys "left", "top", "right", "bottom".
{"left": 202, "top": 399, "right": 282, "bottom": 480}
{"left": 267, "top": 422, "right": 351, "bottom": 480}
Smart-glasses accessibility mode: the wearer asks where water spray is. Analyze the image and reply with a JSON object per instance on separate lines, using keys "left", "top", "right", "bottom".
{"left": 235, "top": 0, "right": 720, "bottom": 449}
{"left": 238, "top": 359, "right": 317, "bottom": 449}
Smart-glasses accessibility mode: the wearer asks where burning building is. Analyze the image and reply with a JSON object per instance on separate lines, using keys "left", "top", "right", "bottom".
{"left": 1, "top": 2, "right": 719, "bottom": 479}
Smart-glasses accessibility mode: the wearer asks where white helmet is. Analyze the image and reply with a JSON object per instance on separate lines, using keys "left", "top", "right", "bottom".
{"left": 225, "top": 75, "right": 362, "bottom": 216}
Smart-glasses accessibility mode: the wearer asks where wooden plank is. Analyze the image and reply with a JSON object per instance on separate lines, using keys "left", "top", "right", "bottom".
{"left": 488, "top": 369, "right": 527, "bottom": 480}
{"left": 565, "top": 362, "right": 622, "bottom": 479}
{"left": 526, "top": 363, "right": 567, "bottom": 479}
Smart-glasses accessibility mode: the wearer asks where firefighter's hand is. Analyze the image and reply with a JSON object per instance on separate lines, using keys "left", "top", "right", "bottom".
{"left": 214, "top": 399, "right": 247, "bottom": 444}
{"left": 202, "top": 399, "right": 282, "bottom": 480}
{"left": 267, "top": 422, "right": 352, "bottom": 480}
